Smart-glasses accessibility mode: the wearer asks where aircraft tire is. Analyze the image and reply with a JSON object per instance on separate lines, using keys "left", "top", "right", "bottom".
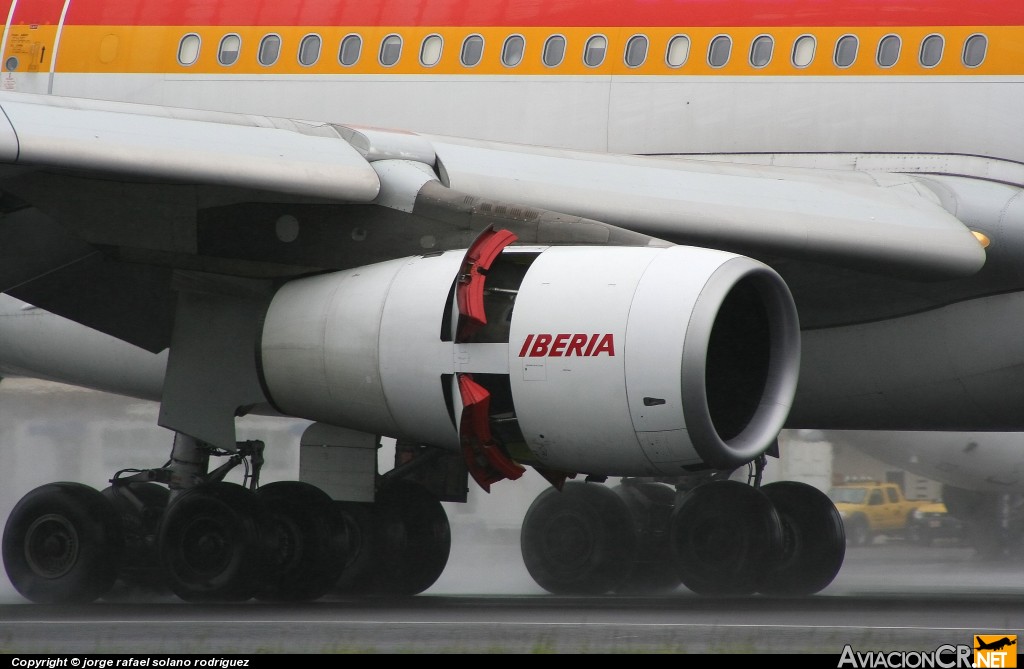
{"left": 332, "top": 500, "right": 379, "bottom": 595}
{"left": 158, "top": 482, "right": 273, "bottom": 602}
{"left": 254, "top": 481, "right": 347, "bottom": 602}
{"left": 758, "top": 481, "right": 845, "bottom": 596}
{"left": 611, "top": 481, "right": 680, "bottom": 594}
{"left": 371, "top": 479, "right": 451, "bottom": 596}
{"left": 2, "top": 482, "right": 123, "bottom": 604}
{"left": 670, "top": 480, "right": 782, "bottom": 596}
{"left": 520, "top": 481, "right": 636, "bottom": 595}
{"left": 101, "top": 482, "right": 170, "bottom": 597}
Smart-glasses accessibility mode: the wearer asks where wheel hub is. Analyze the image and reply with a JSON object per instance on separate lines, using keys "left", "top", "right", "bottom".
{"left": 180, "top": 517, "right": 232, "bottom": 576}
{"left": 24, "top": 514, "right": 79, "bottom": 579}
{"left": 542, "top": 511, "right": 595, "bottom": 570}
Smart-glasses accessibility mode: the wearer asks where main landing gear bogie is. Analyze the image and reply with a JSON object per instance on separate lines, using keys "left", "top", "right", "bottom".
{"left": 3, "top": 473, "right": 453, "bottom": 604}
{"left": 519, "top": 476, "right": 846, "bottom": 598}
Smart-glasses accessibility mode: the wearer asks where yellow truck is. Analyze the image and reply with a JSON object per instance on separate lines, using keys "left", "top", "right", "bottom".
{"left": 827, "top": 481, "right": 932, "bottom": 546}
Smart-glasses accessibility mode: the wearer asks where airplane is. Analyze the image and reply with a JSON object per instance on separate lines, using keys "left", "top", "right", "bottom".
{"left": 975, "top": 636, "right": 1017, "bottom": 651}
{"left": 824, "top": 430, "right": 1024, "bottom": 557}
{"left": 0, "top": 0, "right": 1022, "bottom": 604}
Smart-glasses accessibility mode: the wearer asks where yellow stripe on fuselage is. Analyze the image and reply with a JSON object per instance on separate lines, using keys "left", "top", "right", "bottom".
{"left": 25, "top": 25, "right": 1024, "bottom": 76}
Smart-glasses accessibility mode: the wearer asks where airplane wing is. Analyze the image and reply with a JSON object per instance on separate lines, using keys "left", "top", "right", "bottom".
{"left": 0, "top": 91, "right": 986, "bottom": 351}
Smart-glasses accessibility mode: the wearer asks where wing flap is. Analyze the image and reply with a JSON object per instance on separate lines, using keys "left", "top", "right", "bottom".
{"left": 0, "top": 93, "right": 380, "bottom": 202}
{"left": 428, "top": 136, "right": 986, "bottom": 279}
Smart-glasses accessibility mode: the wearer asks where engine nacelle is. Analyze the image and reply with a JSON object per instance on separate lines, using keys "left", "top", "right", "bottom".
{"left": 258, "top": 244, "right": 800, "bottom": 475}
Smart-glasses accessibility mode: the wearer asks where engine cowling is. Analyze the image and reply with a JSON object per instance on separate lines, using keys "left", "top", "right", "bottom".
{"left": 258, "top": 244, "right": 800, "bottom": 475}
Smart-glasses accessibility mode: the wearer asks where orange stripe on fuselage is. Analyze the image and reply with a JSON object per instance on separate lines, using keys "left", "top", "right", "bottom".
{"left": 35, "top": 24, "right": 1024, "bottom": 76}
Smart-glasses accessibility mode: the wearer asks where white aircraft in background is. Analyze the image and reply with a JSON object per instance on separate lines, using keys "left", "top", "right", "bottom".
{"left": 826, "top": 430, "right": 1024, "bottom": 557}
{"left": 0, "top": 0, "right": 1022, "bottom": 603}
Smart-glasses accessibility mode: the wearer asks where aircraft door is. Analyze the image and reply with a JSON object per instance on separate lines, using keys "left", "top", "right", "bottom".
{"left": 1, "top": 0, "right": 70, "bottom": 93}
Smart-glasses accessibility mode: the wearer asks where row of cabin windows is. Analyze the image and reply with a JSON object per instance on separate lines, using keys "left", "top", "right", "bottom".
{"left": 178, "top": 31, "right": 990, "bottom": 70}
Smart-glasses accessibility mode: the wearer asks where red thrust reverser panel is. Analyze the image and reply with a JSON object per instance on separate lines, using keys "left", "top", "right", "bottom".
{"left": 456, "top": 227, "right": 518, "bottom": 341}
{"left": 458, "top": 373, "right": 525, "bottom": 492}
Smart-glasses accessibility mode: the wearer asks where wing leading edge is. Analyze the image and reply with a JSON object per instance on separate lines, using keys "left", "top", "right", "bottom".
{"left": 0, "top": 92, "right": 988, "bottom": 350}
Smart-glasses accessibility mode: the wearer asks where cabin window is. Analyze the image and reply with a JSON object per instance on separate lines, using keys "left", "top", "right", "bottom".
{"left": 177, "top": 34, "right": 201, "bottom": 66}
{"left": 791, "top": 34, "right": 815, "bottom": 67}
{"left": 257, "top": 34, "right": 281, "bottom": 66}
{"left": 584, "top": 35, "right": 607, "bottom": 67}
{"left": 380, "top": 34, "right": 403, "bottom": 67}
{"left": 919, "top": 34, "right": 944, "bottom": 67}
{"left": 502, "top": 35, "right": 525, "bottom": 67}
{"left": 624, "top": 35, "right": 648, "bottom": 67}
{"left": 708, "top": 35, "right": 732, "bottom": 68}
{"left": 298, "top": 34, "right": 321, "bottom": 66}
{"left": 876, "top": 34, "right": 900, "bottom": 68}
{"left": 420, "top": 34, "right": 443, "bottom": 67}
{"left": 834, "top": 35, "right": 858, "bottom": 68}
{"left": 543, "top": 35, "right": 566, "bottom": 67}
{"left": 665, "top": 34, "right": 690, "bottom": 68}
{"left": 461, "top": 34, "right": 484, "bottom": 67}
{"left": 962, "top": 34, "right": 987, "bottom": 67}
{"left": 749, "top": 35, "right": 773, "bottom": 68}
{"left": 217, "top": 34, "right": 241, "bottom": 66}
{"left": 339, "top": 34, "right": 362, "bottom": 66}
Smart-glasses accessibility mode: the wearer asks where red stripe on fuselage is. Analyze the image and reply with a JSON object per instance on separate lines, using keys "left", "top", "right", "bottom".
{"left": 52, "top": 0, "right": 1024, "bottom": 28}
{"left": 10, "top": 0, "right": 66, "bottom": 26}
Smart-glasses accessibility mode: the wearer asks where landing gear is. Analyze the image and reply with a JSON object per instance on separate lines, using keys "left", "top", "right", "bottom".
{"left": 759, "top": 481, "right": 845, "bottom": 597}
{"left": 3, "top": 483, "right": 123, "bottom": 604}
{"left": 333, "top": 500, "right": 379, "bottom": 595}
{"left": 102, "top": 481, "right": 169, "bottom": 597}
{"left": 255, "top": 481, "right": 347, "bottom": 602}
{"left": 332, "top": 479, "right": 452, "bottom": 597}
{"left": 669, "top": 480, "right": 782, "bottom": 596}
{"left": 158, "top": 481, "right": 273, "bottom": 602}
{"left": 520, "top": 481, "right": 636, "bottom": 594}
{"left": 518, "top": 475, "right": 846, "bottom": 598}
{"left": 372, "top": 479, "right": 452, "bottom": 596}
{"left": 2, "top": 427, "right": 460, "bottom": 604}
{"left": 612, "top": 480, "right": 680, "bottom": 594}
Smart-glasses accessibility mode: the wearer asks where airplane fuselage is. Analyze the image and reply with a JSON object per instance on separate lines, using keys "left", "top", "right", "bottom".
{"left": 0, "top": 0, "right": 1021, "bottom": 160}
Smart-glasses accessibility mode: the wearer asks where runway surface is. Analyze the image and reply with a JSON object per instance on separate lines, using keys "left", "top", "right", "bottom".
{"left": 2, "top": 536, "right": 1022, "bottom": 654}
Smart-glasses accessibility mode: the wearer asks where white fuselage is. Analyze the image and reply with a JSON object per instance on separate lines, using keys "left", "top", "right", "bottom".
{"left": 4, "top": 70, "right": 1020, "bottom": 162}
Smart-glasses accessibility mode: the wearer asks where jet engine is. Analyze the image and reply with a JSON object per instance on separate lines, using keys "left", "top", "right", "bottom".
{"left": 257, "top": 241, "right": 800, "bottom": 476}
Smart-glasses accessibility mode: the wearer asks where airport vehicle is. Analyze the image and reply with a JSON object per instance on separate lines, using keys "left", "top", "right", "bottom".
{"left": 0, "top": 0, "right": 1022, "bottom": 603}
{"left": 907, "top": 502, "right": 963, "bottom": 547}
{"left": 826, "top": 431, "right": 1024, "bottom": 557}
{"left": 828, "top": 481, "right": 931, "bottom": 546}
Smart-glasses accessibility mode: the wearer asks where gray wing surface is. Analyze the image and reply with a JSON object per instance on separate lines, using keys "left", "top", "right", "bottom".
{"left": 0, "top": 92, "right": 987, "bottom": 350}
